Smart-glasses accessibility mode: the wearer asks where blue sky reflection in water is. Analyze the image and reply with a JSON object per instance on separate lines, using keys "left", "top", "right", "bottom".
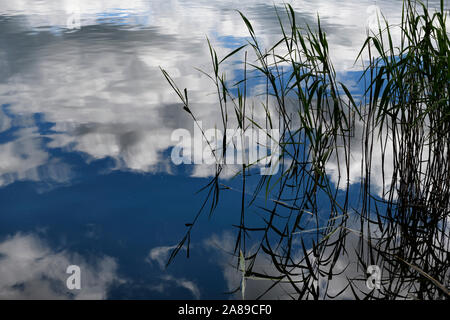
{"left": 0, "top": 0, "right": 447, "bottom": 299}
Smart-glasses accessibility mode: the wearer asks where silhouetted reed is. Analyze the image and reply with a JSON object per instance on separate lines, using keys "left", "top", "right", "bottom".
{"left": 162, "top": 0, "right": 449, "bottom": 299}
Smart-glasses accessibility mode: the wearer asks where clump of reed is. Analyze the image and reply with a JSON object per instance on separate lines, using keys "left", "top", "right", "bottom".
{"left": 161, "top": 0, "right": 449, "bottom": 299}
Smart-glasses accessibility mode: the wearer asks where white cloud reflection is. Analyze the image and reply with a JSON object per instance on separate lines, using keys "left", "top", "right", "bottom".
{"left": 0, "top": 0, "right": 446, "bottom": 189}
{"left": 0, "top": 233, "right": 121, "bottom": 299}
{"left": 204, "top": 229, "right": 407, "bottom": 300}
{"left": 147, "top": 244, "right": 201, "bottom": 299}
{"left": 0, "top": 127, "right": 72, "bottom": 187}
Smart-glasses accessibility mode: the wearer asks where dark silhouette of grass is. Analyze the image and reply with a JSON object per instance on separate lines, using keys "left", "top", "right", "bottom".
{"left": 161, "top": 0, "right": 449, "bottom": 299}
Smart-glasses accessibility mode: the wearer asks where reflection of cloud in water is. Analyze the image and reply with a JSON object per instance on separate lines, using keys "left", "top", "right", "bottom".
{"left": 203, "top": 229, "right": 402, "bottom": 299}
{"left": 325, "top": 115, "right": 397, "bottom": 198}
{"left": 0, "top": 127, "right": 72, "bottom": 187}
{"left": 325, "top": 110, "right": 444, "bottom": 199}
{"left": 0, "top": 233, "right": 121, "bottom": 299}
{"left": 0, "top": 0, "right": 445, "bottom": 188}
{"left": 0, "top": 109, "right": 11, "bottom": 132}
{"left": 159, "top": 274, "right": 201, "bottom": 300}
{"left": 0, "top": 0, "right": 430, "bottom": 68}
{"left": 147, "top": 245, "right": 201, "bottom": 299}
{"left": 204, "top": 232, "right": 297, "bottom": 300}
{"left": 147, "top": 244, "right": 182, "bottom": 269}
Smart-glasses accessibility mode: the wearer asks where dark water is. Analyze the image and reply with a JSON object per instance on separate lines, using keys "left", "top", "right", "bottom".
{"left": 0, "top": 0, "right": 446, "bottom": 299}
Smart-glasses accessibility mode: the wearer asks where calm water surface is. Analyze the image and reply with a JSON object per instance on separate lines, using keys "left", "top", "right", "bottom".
{"left": 0, "top": 0, "right": 446, "bottom": 299}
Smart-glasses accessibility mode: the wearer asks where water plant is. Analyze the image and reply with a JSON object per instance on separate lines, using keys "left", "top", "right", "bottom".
{"left": 161, "top": 0, "right": 449, "bottom": 299}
